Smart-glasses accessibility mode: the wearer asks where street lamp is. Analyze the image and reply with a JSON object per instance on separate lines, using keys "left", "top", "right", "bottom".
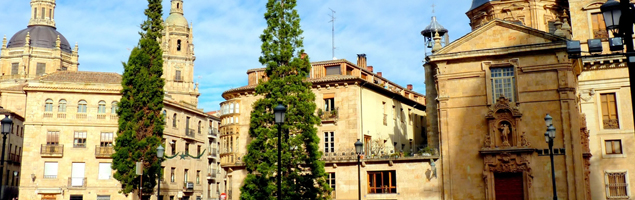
{"left": 274, "top": 103, "right": 286, "bottom": 200}
{"left": 0, "top": 115, "right": 12, "bottom": 198}
{"left": 354, "top": 139, "right": 363, "bottom": 200}
{"left": 156, "top": 145, "right": 164, "bottom": 200}
{"left": 544, "top": 114, "right": 557, "bottom": 200}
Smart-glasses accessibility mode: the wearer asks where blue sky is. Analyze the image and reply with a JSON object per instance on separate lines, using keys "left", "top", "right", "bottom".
{"left": 0, "top": 0, "right": 474, "bottom": 111}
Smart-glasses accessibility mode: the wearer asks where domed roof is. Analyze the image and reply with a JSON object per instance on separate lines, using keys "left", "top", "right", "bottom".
{"left": 469, "top": 0, "right": 495, "bottom": 11}
{"left": 7, "top": 26, "right": 72, "bottom": 53}
{"left": 165, "top": 14, "right": 189, "bottom": 27}
{"left": 421, "top": 16, "right": 448, "bottom": 37}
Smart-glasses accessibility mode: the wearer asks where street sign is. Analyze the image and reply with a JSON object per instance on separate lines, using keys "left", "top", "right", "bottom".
{"left": 220, "top": 193, "right": 227, "bottom": 200}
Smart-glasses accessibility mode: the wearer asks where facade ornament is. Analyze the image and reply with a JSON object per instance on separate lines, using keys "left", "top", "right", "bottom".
{"left": 55, "top": 35, "right": 61, "bottom": 48}
{"left": 25, "top": 32, "right": 30, "bottom": 46}
{"left": 579, "top": 88, "right": 595, "bottom": 102}
{"left": 483, "top": 131, "right": 492, "bottom": 148}
{"left": 432, "top": 31, "right": 442, "bottom": 52}
{"left": 520, "top": 132, "right": 530, "bottom": 147}
{"left": 499, "top": 123, "right": 511, "bottom": 147}
{"left": 74, "top": 42, "right": 79, "bottom": 53}
{"left": 553, "top": 20, "right": 566, "bottom": 38}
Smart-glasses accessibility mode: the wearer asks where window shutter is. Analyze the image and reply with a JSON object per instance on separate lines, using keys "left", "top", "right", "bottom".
{"left": 325, "top": 66, "right": 341, "bottom": 75}
{"left": 44, "top": 162, "right": 58, "bottom": 176}
{"left": 98, "top": 163, "right": 111, "bottom": 179}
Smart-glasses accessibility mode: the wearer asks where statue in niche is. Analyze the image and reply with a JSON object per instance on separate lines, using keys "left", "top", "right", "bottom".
{"left": 499, "top": 122, "right": 511, "bottom": 147}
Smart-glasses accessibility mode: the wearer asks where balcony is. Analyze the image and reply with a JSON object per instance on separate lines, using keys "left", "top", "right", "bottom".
{"left": 68, "top": 177, "right": 87, "bottom": 190}
{"left": 9, "top": 153, "right": 20, "bottom": 165}
{"left": 318, "top": 108, "right": 338, "bottom": 123}
{"left": 95, "top": 146, "right": 114, "bottom": 158}
{"left": 207, "top": 169, "right": 217, "bottom": 179}
{"left": 76, "top": 113, "right": 87, "bottom": 119}
{"left": 321, "top": 146, "right": 439, "bottom": 163}
{"left": 175, "top": 76, "right": 183, "bottom": 82}
{"left": 183, "top": 182, "right": 194, "bottom": 192}
{"left": 41, "top": 144, "right": 63, "bottom": 157}
{"left": 185, "top": 129, "right": 195, "bottom": 138}
{"left": 43, "top": 113, "right": 53, "bottom": 118}
{"left": 208, "top": 128, "right": 218, "bottom": 137}
{"left": 210, "top": 148, "right": 217, "bottom": 157}
{"left": 97, "top": 114, "right": 107, "bottom": 120}
{"left": 57, "top": 113, "right": 66, "bottom": 119}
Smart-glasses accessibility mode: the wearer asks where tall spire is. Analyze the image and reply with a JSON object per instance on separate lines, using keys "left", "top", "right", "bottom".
{"left": 28, "top": 0, "right": 56, "bottom": 27}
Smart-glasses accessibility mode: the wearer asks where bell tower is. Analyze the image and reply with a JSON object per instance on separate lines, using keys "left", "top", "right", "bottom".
{"left": 28, "top": 0, "right": 56, "bottom": 27}
{"left": 161, "top": 0, "right": 199, "bottom": 106}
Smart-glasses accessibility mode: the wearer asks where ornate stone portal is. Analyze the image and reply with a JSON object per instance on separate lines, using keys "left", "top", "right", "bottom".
{"left": 481, "top": 96, "right": 534, "bottom": 200}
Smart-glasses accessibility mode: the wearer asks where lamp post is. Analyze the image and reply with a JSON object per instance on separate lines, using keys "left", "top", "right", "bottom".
{"left": 0, "top": 115, "right": 13, "bottom": 199}
{"left": 274, "top": 103, "right": 286, "bottom": 200}
{"left": 354, "top": 139, "right": 363, "bottom": 200}
{"left": 156, "top": 145, "right": 164, "bottom": 200}
{"left": 544, "top": 114, "right": 557, "bottom": 200}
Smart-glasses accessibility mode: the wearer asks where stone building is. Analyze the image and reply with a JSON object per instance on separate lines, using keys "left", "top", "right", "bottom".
{"left": 0, "top": 107, "right": 24, "bottom": 200}
{"left": 205, "top": 112, "right": 224, "bottom": 200}
{"left": 0, "top": 0, "right": 219, "bottom": 199}
{"left": 219, "top": 54, "right": 438, "bottom": 200}
{"left": 569, "top": 0, "right": 635, "bottom": 199}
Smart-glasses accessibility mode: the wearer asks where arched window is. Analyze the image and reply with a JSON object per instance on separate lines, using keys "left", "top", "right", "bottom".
{"left": 177, "top": 3, "right": 180, "bottom": 9}
{"left": 198, "top": 121, "right": 201, "bottom": 134}
{"left": 49, "top": 9, "right": 51, "bottom": 19}
{"left": 58, "top": 99, "right": 67, "bottom": 112}
{"left": 173, "top": 113, "right": 178, "bottom": 127}
{"left": 41, "top": 8, "right": 45, "bottom": 19}
{"left": 177, "top": 40, "right": 182, "bottom": 51}
{"left": 78, "top": 100, "right": 87, "bottom": 113}
{"left": 34, "top": 8, "right": 37, "bottom": 19}
{"left": 98, "top": 101, "right": 106, "bottom": 113}
{"left": 44, "top": 99, "right": 53, "bottom": 112}
{"left": 162, "top": 110, "right": 167, "bottom": 122}
{"left": 111, "top": 101, "right": 118, "bottom": 114}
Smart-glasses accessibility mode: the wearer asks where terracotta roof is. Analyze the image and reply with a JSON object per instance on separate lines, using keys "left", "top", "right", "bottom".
{"left": 39, "top": 71, "right": 122, "bottom": 84}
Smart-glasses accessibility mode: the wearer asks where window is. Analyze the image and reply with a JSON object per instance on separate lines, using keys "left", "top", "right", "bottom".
{"left": 196, "top": 170, "right": 200, "bottom": 184}
{"left": 11, "top": 63, "right": 18, "bottom": 75}
{"left": 591, "top": 12, "right": 609, "bottom": 39}
{"left": 346, "top": 67, "right": 353, "bottom": 75}
{"left": 97, "top": 195, "right": 110, "bottom": 200}
{"left": 45, "top": 99, "right": 53, "bottom": 112}
{"left": 173, "top": 113, "right": 178, "bottom": 127}
{"left": 606, "top": 172, "right": 629, "bottom": 198}
{"left": 171, "top": 140, "right": 176, "bottom": 155}
{"left": 177, "top": 40, "right": 182, "bottom": 51}
{"left": 324, "top": 132, "right": 334, "bottom": 153}
{"left": 198, "top": 121, "right": 202, "bottom": 134}
{"left": 101, "top": 132, "right": 113, "bottom": 147}
{"left": 36, "top": 63, "right": 46, "bottom": 76}
{"left": 548, "top": 21, "right": 557, "bottom": 34}
{"left": 185, "top": 142, "right": 190, "bottom": 155}
{"left": 98, "top": 100, "right": 106, "bottom": 113}
{"left": 491, "top": 67, "right": 516, "bottom": 103}
{"left": 175, "top": 70, "right": 182, "bottom": 82}
{"left": 324, "top": 98, "right": 335, "bottom": 112}
{"left": 34, "top": 8, "right": 37, "bottom": 19}
{"left": 197, "top": 145, "right": 201, "bottom": 155}
{"left": 368, "top": 171, "right": 396, "bottom": 194}
{"left": 111, "top": 101, "right": 118, "bottom": 114}
{"left": 74, "top": 131, "right": 87, "bottom": 148}
{"left": 230, "top": 103, "right": 234, "bottom": 114}
{"left": 58, "top": 99, "right": 67, "bottom": 112}
{"left": 327, "top": 173, "right": 336, "bottom": 195}
{"left": 235, "top": 103, "right": 240, "bottom": 113}
{"left": 44, "top": 162, "right": 58, "bottom": 179}
{"left": 170, "top": 168, "right": 175, "bottom": 182}
{"left": 605, "top": 140, "right": 623, "bottom": 154}
{"left": 41, "top": 7, "right": 45, "bottom": 19}
{"left": 78, "top": 100, "right": 87, "bottom": 113}
{"left": 70, "top": 195, "right": 83, "bottom": 200}
{"left": 184, "top": 169, "right": 189, "bottom": 183}
{"left": 49, "top": 9, "right": 51, "bottom": 19}
{"left": 186, "top": 116, "right": 191, "bottom": 134}
{"left": 325, "top": 66, "right": 341, "bottom": 76}
{"left": 98, "top": 163, "right": 112, "bottom": 180}
{"left": 46, "top": 131, "right": 59, "bottom": 145}
{"left": 601, "top": 93, "right": 619, "bottom": 129}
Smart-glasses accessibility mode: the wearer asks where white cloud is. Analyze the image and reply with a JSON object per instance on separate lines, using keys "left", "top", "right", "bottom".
{"left": 0, "top": 0, "right": 473, "bottom": 112}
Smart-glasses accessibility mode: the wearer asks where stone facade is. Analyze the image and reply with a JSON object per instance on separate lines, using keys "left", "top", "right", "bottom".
{"left": 0, "top": 108, "right": 24, "bottom": 200}
{"left": 219, "top": 55, "right": 437, "bottom": 200}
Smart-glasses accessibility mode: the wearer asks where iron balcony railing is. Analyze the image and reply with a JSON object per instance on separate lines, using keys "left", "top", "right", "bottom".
{"left": 95, "top": 145, "right": 114, "bottom": 158}
{"left": 41, "top": 144, "right": 64, "bottom": 157}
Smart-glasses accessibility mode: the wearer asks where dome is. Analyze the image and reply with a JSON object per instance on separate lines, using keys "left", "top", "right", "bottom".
{"left": 7, "top": 26, "right": 72, "bottom": 53}
{"left": 421, "top": 16, "right": 448, "bottom": 37}
{"left": 165, "top": 14, "right": 189, "bottom": 27}
{"left": 469, "top": 0, "right": 495, "bottom": 11}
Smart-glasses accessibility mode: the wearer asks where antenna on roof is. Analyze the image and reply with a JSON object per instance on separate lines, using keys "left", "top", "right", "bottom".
{"left": 328, "top": 8, "right": 336, "bottom": 60}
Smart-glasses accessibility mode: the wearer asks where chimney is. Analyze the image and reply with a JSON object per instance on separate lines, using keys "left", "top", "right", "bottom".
{"left": 357, "top": 54, "right": 367, "bottom": 68}
{"left": 301, "top": 53, "right": 308, "bottom": 59}
{"left": 377, "top": 72, "right": 382, "bottom": 77}
{"left": 407, "top": 84, "right": 413, "bottom": 90}
{"left": 367, "top": 66, "right": 373, "bottom": 72}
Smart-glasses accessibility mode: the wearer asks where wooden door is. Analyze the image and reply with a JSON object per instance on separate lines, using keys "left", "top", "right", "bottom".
{"left": 494, "top": 172, "right": 524, "bottom": 200}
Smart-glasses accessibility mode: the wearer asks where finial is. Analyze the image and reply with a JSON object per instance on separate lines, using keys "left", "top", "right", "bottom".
{"left": 2, "top": 35, "right": 6, "bottom": 49}
{"left": 74, "top": 42, "right": 78, "bottom": 53}
{"left": 561, "top": 18, "right": 572, "bottom": 39}
{"left": 432, "top": 30, "right": 442, "bottom": 52}
{"left": 553, "top": 21, "right": 566, "bottom": 38}
{"left": 25, "top": 32, "right": 30, "bottom": 47}
{"left": 55, "top": 35, "right": 61, "bottom": 48}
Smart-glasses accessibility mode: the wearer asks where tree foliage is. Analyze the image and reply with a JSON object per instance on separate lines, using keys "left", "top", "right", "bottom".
{"left": 112, "top": 0, "right": 165, "bottom": 195}
{"left": 240, "top": 0, "right": 330, "bottom": 199}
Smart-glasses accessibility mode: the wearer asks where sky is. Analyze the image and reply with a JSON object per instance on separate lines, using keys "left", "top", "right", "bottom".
{"left": 0, "top": 0, "right": 474, "bottom": 112}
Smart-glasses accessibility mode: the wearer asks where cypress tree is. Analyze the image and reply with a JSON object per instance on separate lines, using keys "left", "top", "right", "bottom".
{"left": 240, "top": 0, "right": 330, "bottom": 199}
{"left": 112, "top": 0, "right": 165, "bottom": 196}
